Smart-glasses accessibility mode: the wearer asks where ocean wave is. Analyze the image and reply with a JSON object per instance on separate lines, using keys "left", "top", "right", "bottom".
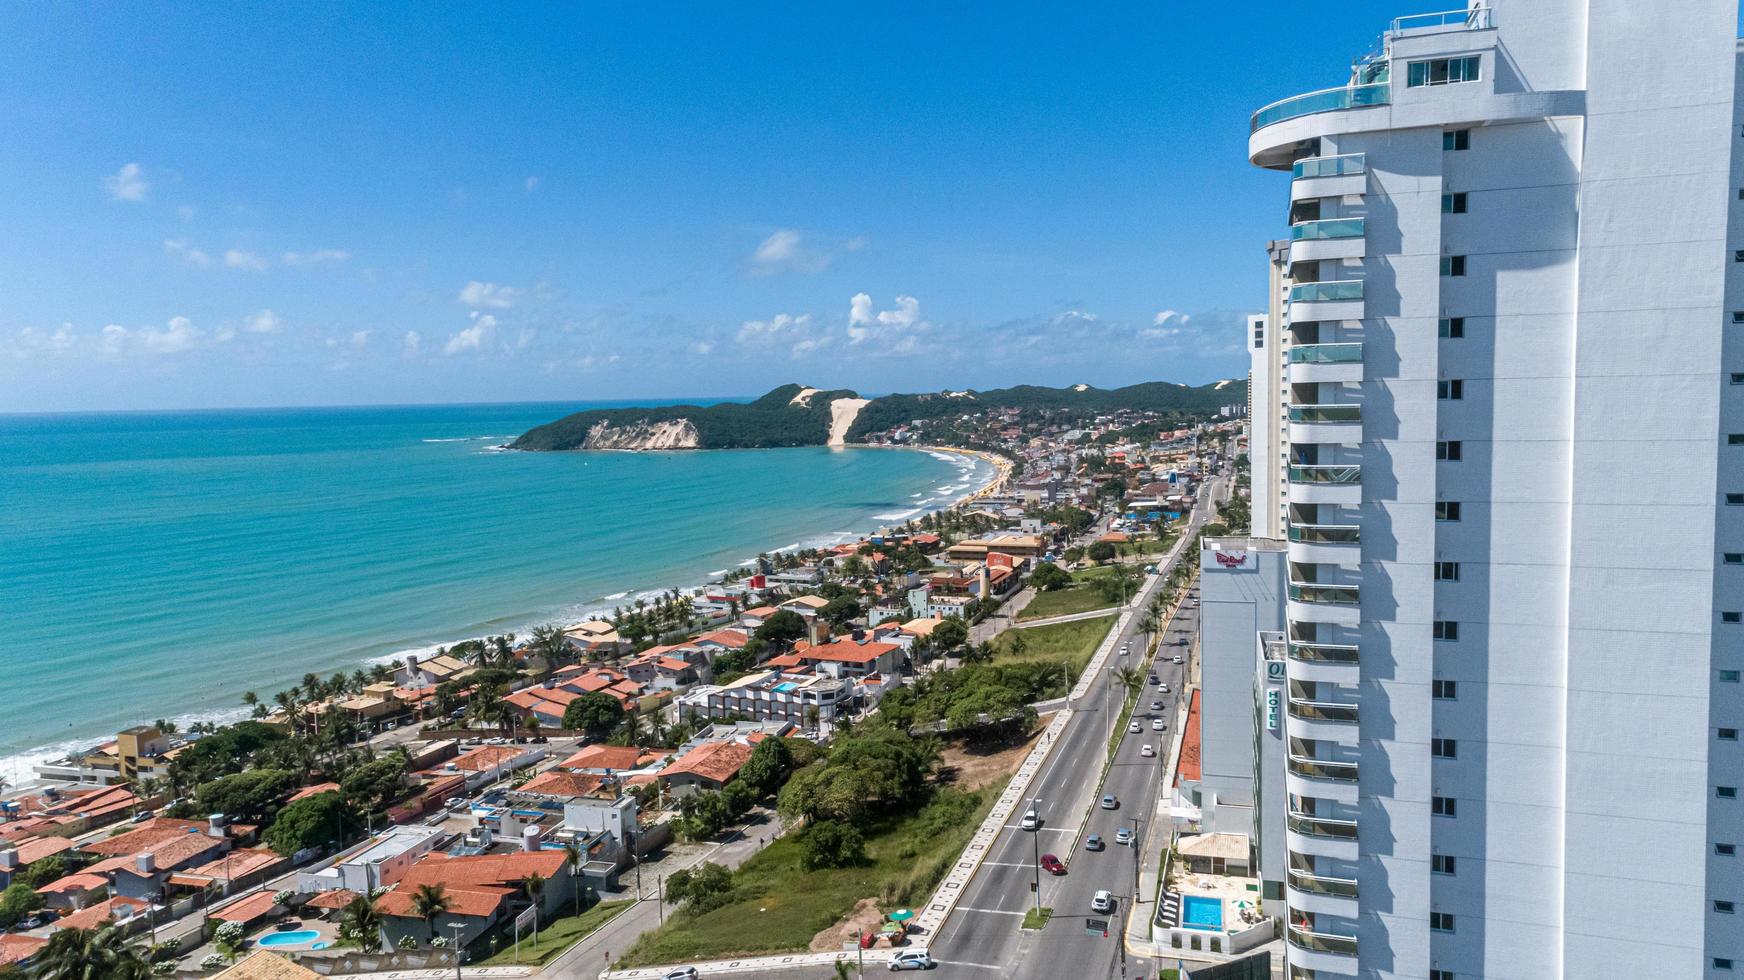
{"left": 601, "top": 591, "right": 630, "bottom": 600}
{"left": 873, "top": 509, "right": 923, "bottom": 521}
{"left": 709, "top": 569, "right": 729, "bottom": 577}
{"left": 422, "top": 437, "right": 475, "bottom": 443}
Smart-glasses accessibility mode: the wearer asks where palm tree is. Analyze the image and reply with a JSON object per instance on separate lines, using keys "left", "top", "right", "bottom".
{"left": 241, "top": 690, "right": 259, "bottom": 714}
{"left": 561, "top": 843, "right": 585, "bottom": 916}
{"left": 30, "top": 925, "right": 151, "bottom": 980}
{"left": 523, "top": 872, "right": 546, "bottom": 944}
{"left": 341, "top": 892, "right": 384, "bottom": 951}
{"left": 410, "top": 883, "right": 451, "bottom": 944}
{"left": 1114, "top": 665, "right": 1146, "bottom": 701}
{"left": 1006, "top": 631, "right": 1029, "bottom": 660}
{"left": 1137, "top": 613, "right": 1160, "bottom": 654}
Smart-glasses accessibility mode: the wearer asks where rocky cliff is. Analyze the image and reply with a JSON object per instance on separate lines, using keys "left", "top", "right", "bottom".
{"left": 580, "top": 418, "right": 701, "bottom": 450}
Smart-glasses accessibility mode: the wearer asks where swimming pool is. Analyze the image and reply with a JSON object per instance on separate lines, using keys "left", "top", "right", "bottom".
{"left": 1180, "top": 895, "right": 1224, "bottom": 931}
{"left": 774, "top": 681, "right": 799, "bottom": 692}
{"left": 256, "top": 930, "right": 327, "bottom": 949}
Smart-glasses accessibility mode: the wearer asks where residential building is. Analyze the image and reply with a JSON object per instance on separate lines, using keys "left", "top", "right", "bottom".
{"left": 375, "top": 849, "right": 575, "bottom": 951}
{"left": 655, "top": 739, "right": 755, "bottom": 798}
{"left": 676, "top": 670, "right": 855, "bottom": 729}
{"left": 1246, "top": 2, "right": 1741, "bottom": 976}
{"left": 1249, "top": 240, "right": 1291, "bottom": 540}
{"left": 295, "top": 825, "right": 447, "bottom": 895}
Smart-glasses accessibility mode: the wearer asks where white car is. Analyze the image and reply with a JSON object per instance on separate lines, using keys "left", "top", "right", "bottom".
{"left": 1151, "top": 719, "right": 1166, "bottom": 732}
{"left": 1115, "top": 827, "right": 1134, "bottom": 846}
{"left": 1128, "top": 721, "right": 1141, "bottom": 733}
{"left": 1141, "top": 744, "right": 1156, "bottom": 758}
{"left": 889, "top": 949, "right": 935, "bottom": 972}
{"left": 662, "top": 969, "right": 699, "bottom": 980}
{"left": 1091, "top": 890, "right": 1115, "bottom": 913}
{"left": 1021, "top": 809, "right": 1040, "bottom": 831}
{"left": 1171, "top": 655, "right": 1184, "bottom": 664}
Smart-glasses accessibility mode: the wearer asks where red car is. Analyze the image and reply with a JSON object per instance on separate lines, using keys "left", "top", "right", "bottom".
{"left": 1040, "top": 853, "right": 1066, "bottom": 875}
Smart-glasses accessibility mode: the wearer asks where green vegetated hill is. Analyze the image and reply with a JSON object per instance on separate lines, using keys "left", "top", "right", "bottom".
{"left": 511, "top": 379, "right": 1242, "bottom": 451}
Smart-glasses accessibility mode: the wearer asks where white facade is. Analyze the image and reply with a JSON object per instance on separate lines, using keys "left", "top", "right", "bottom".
{"left": 1246, "top": 2, "right": 1742, "bottom": 978}
{"left": 1250, "top": 238, "right": 1294, "bottom": 541}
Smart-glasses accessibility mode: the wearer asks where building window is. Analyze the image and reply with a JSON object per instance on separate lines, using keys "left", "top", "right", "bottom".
{"left": 1719, "top": 843, "right": 1738, "bottom": 856}
{"left": 1433, "top": 620, "right": 1460, "bottom": 641}
{"left": 1409, "top": 56, "right": 1481, "bottom": 87}
{"left": 1729, "top": 554, "right": 1744, "bottom": 565}
{"left": 1436, "top": 501, "right": 1462, "bottom": 522}
{"left": 1435, "top": 561, "right": 1461, "bottom": 581}
{"left": 1437, "top": 440, "right": 1463, "bottom": 461}
{"left": 1431, "top": 972, "right": 1455, "bottom": 980}
{"left": 1441, "top": 255, "right": 1467, "bottom": 276}
{"left": 1737, "top": 251, "right": 1744, "bottom": 263}
{"left": 1432, "top": 795, "right": 1458, "bottom": 817}
{"left": 1722, "top": 728, "right": 1740, "bottom": 740}
{"left": 1432, "top": 738, "right": 1458, "bottom": 759}
{"left": 1442, "top": 192, "right": 1468, "bottom": 214}
{"left": 1432, "top": 854, "right": 1456, "bottom": 876}
{"left": 1430, "top": 911, "right": 1456, "bottom": 932}
{"left": 1724, "top": 669, "right": 1743, "bottom": 683}
{"left": 1730, "top": 494, "right": 1744, "bottom": 505}
{"left": 1733, "top": 374, "right": 1744, "bottom": 385}
{"left": 1439, "top": 316, "right": 1465, "bottom": 338}
{"left": 1438, "top": 379, "right": 1464, "bottom": 400}
{"left": 1443, "top": 130, "right": 1470, "bottom": 151}
{"left": 1433, "top": 679, "right": 1458, "bottom": 700}
{"left": 1732, "top": 435, "right": 1744, "bottom": 445}
{"left": 1719, "top": 901, "right": 1738, "bottom": 914}
{"left": 1734, "top": 311, "right": 1744, "bottom": 324}
{"left": 1726, "top": 612, "right": 1743, "bottom": 624}
{"left": 1720, "top": 786, "right": 1739, "bottom": 799}
{"left": 1717, "top": 958, "right": 1735, "bottom": 971}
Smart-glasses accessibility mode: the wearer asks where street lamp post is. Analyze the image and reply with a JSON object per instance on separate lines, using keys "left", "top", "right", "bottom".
{"left": 1029, "top": 796, "right": 1043, "bottom": 913}
{"left": 450, "top": 922, "right": 464, "bottom": 979}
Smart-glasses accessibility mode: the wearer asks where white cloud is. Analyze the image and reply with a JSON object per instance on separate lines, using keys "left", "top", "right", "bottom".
{"left": 1153, "top": 309, "right": 1189, "bottom": 326}
{"left": 689, "top": 340, "right": 715, "bottom": 356}
{"left": 243, "top": 309, "right": 281, "bottom": 334}
{"left": 443, "top": 312, "right": 497, "bottom": 355}
{"left": 848, "top": 293, "right": 924, "bottom": 344}
{"left": 224, "top": 249, "right": 267, "bottom": 271}
{"left": 524, "top": 176, "right": 541, "bottom": 192}
{"left": 5, "top": 323, "right": 78, "bottom": 359}
{"left": 351, "top": 330, "right": 372, "bottom": 348}
{"left": 737, "top": 312, "right": 812, "bottom": 342}
{"left": 100, "top": 316, "right": 201, "bottom": 355}
{"left": 105, "top": 162, "right": 148, "bottom": 202}
{"left": 1053, "top": 310, "right": 1099, "bottom": 324}
{"left": 215, "top": 326, "right": 236, "bottom": 343}
{"left": 163, "top": 239, "right": 212, "bottom": 268}
{"left": 458, "top": 280, "right": 522, "bottom": 309}
{"left": 99, "top": 324, "right": 129, "bottom": 355}
{"left": 281, "top": 249, "right": 351, "bottom": 266}
{"left": 403, "top": 330, "right": 423, "bottom": 357}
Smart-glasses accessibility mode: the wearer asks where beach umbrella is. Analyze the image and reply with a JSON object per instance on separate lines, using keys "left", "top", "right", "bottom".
{"left": 889, "top": 909, "right": 915, "bottom": 922}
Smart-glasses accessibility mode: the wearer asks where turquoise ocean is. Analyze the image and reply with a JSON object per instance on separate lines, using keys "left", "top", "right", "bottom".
{"left": 0, "top": 401, "right": 989, "bottom": 783}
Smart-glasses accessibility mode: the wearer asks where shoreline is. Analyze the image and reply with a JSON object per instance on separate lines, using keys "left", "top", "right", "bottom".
{"left": 0, "top": 443, "right": 1003, "bottom": 796}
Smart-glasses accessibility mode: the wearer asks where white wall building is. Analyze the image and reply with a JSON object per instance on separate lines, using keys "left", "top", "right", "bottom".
{"left": 1246, "top": 2, "right": 1742, "bottom": 977}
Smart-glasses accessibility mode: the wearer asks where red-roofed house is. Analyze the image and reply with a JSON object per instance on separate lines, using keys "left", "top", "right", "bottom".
{"left": 0, "top": 934, "right": 47, "bottom": 970}
{"left": 779, "top": 636, "right": 902, "bottom": 679}
{"left": 81, "top": 817, "right": 235, "bottom": 902}
{"left": 623, "top": 653, "right": 700, "bottom": 691}
{"left": 557, "top": 745, "right": 668, "bottom": 774}
{"left": 695, "top": 628, "right": 750, "bottom": 651}
{"left": 376, "top": 850, "right": 575, "bottom": 950}
{"left": 51, "top": 896, "right": 150, "bottom": 933}
{"left": 656, "top": 740, "right": 755, "bottom": 798}
{"left": 34, "top": 872, "right": 109, "bottom": 911}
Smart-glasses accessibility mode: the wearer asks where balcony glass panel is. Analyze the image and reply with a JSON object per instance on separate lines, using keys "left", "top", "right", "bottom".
{"left": 1288, "top": 642, "right": 1360, "bottom": 664}
{"left": 1289, "top": 280, "right": 1364, "bottom": 303}
{"left": 1288, "top": 811, "right": 1360, "bottom": 840}
{"left": 1289, "top": 343, "right": 1363, "bottom": 364}
{"left": 1292, "top": 154, "right": 1365, "bottom": 180}
{"left": 1291, "top": 218, "right": 1366, "bottom": 242}
{"left": 1288, "top": 869, "right": 1360, "bottom": 898}
{"left": 1288, "top": 524, "right": 1361, "bottom": 544}
{"left": 1289, "top": 756, "right": 1360, "bottom": 782}
{"left": 1288, "top": 405, "right": 1361, "bottom": 424}
{"left": 1289, "top": 583, "right": 1360, "bottom": 606}
{"left": 1288, "top": 925, "right": 1359, "bottom": 956}
{"left": 1288, "top": 465, "right": 1361, "bottom": 485}
{"left": 1252, "top": 83, "right": 1391, "bottom": 133}
{"left": 1289, "top": 699, "right": 1360, "bottom": 723}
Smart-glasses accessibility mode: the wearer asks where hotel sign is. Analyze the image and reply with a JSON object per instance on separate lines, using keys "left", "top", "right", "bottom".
{"left": 1213, "top": 550, "right": 1252, "bottom": 570}
{"left": 1265, "top": 689, "right": 1280, "bottom": 731}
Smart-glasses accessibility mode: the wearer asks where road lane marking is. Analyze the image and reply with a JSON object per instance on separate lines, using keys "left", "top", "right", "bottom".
{"left": 1002, "top": 826, "right": 1076, "bottom": 833}
{"left": 936, "top": 959, "right": 1003, "bottom": 970}
{"left": 956, "top": 906, "right": 1027, "bottom": 916}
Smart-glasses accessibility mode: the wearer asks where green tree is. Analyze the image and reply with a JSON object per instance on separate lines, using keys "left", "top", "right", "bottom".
{"left": 753, "top": 610, "right": 807, "bottom": 648}
{"left": 340, "top": 755, "right": 410, "bottom": 814}
{"left": 662, "top": 862, "right": 734, "bottom": 914}
{"left": 818, "top": 596, "right": 862, "bottom": 629}
{"left": 737, "top": 736, "right": 794, "bottom": 797}
{"left": 264, "top": 790, "right": 356, "bottom": 856}
{"left": 1086, "top": 540, "right": 1116, "bottom": 564}
{"left": 340, "top": 892, "right": 384, "bottom": 951}
{"left": 799, "top": 820, "right": 866, "bottom": 870}
{"left": 28, "top": 925, "right": 151, "bottom": 980}
{"left": 410, "top": 883, "right": 451, "bottom": 943}
{"left": 0, "top": 883, "right": 43, "bottom": 929}
{"left": 928, "top": 617, "right": 969, "bottom": 657}
{"left": 1062, "top": 545, "right": 1085, "bottom": 565}
{"left": 192, "top": 768, "right": 298, "bottom": 826}
{"left": 561, "top": 692, "right": 626, "bottom": 738}
{"left": 1029, "top": 562, "right": 1071, "bottom": 592}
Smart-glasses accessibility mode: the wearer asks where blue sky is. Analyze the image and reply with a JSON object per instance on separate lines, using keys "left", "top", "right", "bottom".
{"left": 4, "top": 1, "right": 1418, "bottom": 412}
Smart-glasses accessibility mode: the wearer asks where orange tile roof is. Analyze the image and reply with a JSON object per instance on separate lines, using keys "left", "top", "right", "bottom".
{"left": 793, "top": 638, "right": 900, "bottom": 665}
{"left": 517, "top": 770, "right": 609, "bottom": 799}
{"left": 55, "top": 897, "right": 149, "bottom": 931}
{"left": 696, "top": 629, "right": 749, "bottom": 648}
{"left": 744, "top": 606, "right": 779, "bottom": 618}
{"left": 377, "top": 850, "right": 568, "bottom": 919}
{"left": 185, "top": 847, "right": 284, "bottom": 881}
{"left": 34, "top": 872, "right": 108, "bottom": 895}
{"left": 288, "top": 781, "right": 340, "bottom": 802}
{"left": 452, "top": 746, "right": 522, "bottom": 771}
{"left": 1176, "top": 688, "right": 1202, "bottom": 784}
{"left": 14, "top": 836, "right": 74, "bottom": 866}
{"left": 304, "top": 888, "right": 359, "bottom": 911}
{"left": 211, "top": 889, "right": 280, "bottom": 923}
{"left": 558, "top": 745, "right": 665, "bottom": 771}
{"left": 82, "top": 818, "right": 206, "bottom": 856}
{"left": 0, "top": 934, "right": 47, "bottom": 967}
{"left": 659, "top": 740, "right": 753, "bottom": 786}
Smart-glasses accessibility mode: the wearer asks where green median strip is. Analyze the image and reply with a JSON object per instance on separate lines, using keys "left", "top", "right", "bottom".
{"left": 1021, "top": 906, "right": 1053, "bottom": 930}
{"left": 478, "top": 899, "right": 635, "bottom": 966}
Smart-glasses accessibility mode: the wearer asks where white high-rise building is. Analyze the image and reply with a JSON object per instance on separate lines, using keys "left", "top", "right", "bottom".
{"left": 1244, "top": 2, "right": 1743, "bottom": 977}
{"left": 1250, "top": 239, "right": 1294, "bottom": 541}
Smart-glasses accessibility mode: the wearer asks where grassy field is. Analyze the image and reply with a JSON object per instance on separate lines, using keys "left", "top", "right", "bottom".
{"left": 994, "top": 615, "right": 1115, "bottom": 673}
{"left": 1017, "top": 566, "right": 1122, "bottom": 621}
{"left": 479, "top": 899, "right": 634, "bottom": 966}
{"left": 616, "top": 779, "right": 1008, "bottom": 967}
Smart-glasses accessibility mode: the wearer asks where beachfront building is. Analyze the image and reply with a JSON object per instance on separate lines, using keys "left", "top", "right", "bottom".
{"left": 676, "top": 670, "right": 855, "bottom": 730}
{"left": 1245, "top": 1, "right": 1743, "bottom": 976}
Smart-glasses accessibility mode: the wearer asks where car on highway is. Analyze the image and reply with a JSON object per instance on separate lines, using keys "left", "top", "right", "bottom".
{"left": 1085, "top": 834, "right": 1105, "bottom": 851}
{"left": 1100, "top": 794, "right": 1119, "bottom": 810}
{"left": 1148, "top": 674, "right": 1159, "bottom": 685}
{"left": 662, "top": 969, "right": 699, "bottom": 980}
{"left": 1141, "top": 744, "right": 1156, "bottom": 758}
{"left": 1091, "top": 890, "right": 1116, "bottom": 913}
{"left": 1159, "top": 683, "right": 1171, "bottom": 694}
{"left": 889, "top": 950, "right": 936, "bottom": 971}
{"left": 1128, "top": 721, "right": 1141, "bottom": 734}
{"left": 1150, "top": 700, "right": 1163, "bottom": 710}
{"left": 1115, "top": 828, "right": 1134, "bottom": 846}
{"left": 1040, "top": 853, "right": 1066, "bottom": 875}
{"left": 1171, "top": 655, "right": 1185, "bottom": 664}
{"left": 1021, "top": 809, "right": 1040, "bottom": 831}
{"left": 1151, "top": 719, "right": 1166, "bottom": 732}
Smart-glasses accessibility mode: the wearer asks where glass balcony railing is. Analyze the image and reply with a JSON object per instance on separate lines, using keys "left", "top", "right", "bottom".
{"left": 1288, "top": 641, "right": 1360, "bottom": 664}
{"left": 1288, "top": 405, "right": 1361, "bottom": 424}
{"left": 1289, "top": 343, "right": 1362, "bottom": 365}
{"left": 1289, "top": 582, "right": 1360, "bottom": 606}
{"left": 1288, "top": 465, "right": 1361, "bottom": 485}
{"left": 1252, "top": 83, "right": 1391, "bottom": 133}
{"left": 1292, "top": 153, "right": 1366, "bottom": 180}
{"left": 1289, "top": 280, "right": 1364, "bottom": 303}
{"left": 1287, "top": 811, "right": 1360, "bottom": 840}
{"left": 1288, "top": 925, "right": 1359, "bottom": 956}
{"left": 1289, "top": 756, "right": 1360, "bottom": 782}
{"left": 1288, "top": 869, "right": 1360, "bottom": 899}
{"left": 1289, "top": 698, "right": 1360, "bottom": 724}
{"left": 1291, "top": 218, "right": 1366, "bottom": 242}
{"left": 1288, "top": 524, "right": 1361, "bottom": 544}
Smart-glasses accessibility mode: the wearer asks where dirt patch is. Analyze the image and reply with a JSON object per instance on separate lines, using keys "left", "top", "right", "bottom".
{"left": 809, "top": 896, "right": 885, "bottom": 951}
{"left": 935, "top": 712, "right": 1052, "bottom": 791}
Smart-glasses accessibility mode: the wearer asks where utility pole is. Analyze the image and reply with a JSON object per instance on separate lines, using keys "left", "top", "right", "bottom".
{"left": 451, "top": 922, "right": 464, "bottom": 979}
{"left": 656, "top": 875, "right": 664, "bottom": 924}
{"left": 1030, "top": 796, "right": 1043, "bottom": 912}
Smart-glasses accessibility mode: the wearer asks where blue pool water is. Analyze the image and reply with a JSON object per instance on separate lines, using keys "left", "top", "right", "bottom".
{"left": 257, "top": 930, "right": 321, "bottom": 948}
{"left": 774, "top": 681, "right": 799, "bottom": 692}
{"left": 1180, "top": 895, "right": 1223, "bottom": 931}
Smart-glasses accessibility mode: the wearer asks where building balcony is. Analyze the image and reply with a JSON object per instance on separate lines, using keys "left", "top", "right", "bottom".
{"left": 1288, "top": 698, "right": 1360, "bottom": 724}
{"left": 1288, "top": 868, "right": 1360, "bottom": 899}
{"left": 1289, "top": 280, "right": 1365, "bottom": 324}
{"left": 1293, "top": 153, "right": 1366, "bottom": 181}
{"left": 1252, "top": 83, "right": 1389, "bottom": 135}
{"left": 1288, "top": 465, "right": 1361, "bottom": 485}
{"left": 1288, "top": 641, "right": 1359, "bottom": 664}
{"left": 1287, "top": 811, "right": 1359, "bottom": 841}
{"left": 1288, "top": 755, "right": 1360, "bottom": 783}
{"left": 1287, "top": 924, "right": 1359, "bottom": 957}
{"left": 1286, "top": 809, "right": 1360, "bottom": 862}
{"left": 1288, "top": 582, "right": 1359, "bottom": 606}
{"left": 1287, "top": 343, "right": 1362, "bottom": 384}
{"left": 1290, "top": 218, "right": 1366, "bottom": 263}
{"left": 1288, "top": 524, "right": 1360, "bottom": 544}
{"left": 1288, "top": 406, "right": 1361, "bottom": 446}
{"left": 1287, "top": 465, "right": 1361, "bottom": 507}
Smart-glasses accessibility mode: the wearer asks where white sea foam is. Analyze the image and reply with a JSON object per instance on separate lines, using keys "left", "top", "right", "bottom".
{"left": 422, "top": 437, "right": 474, "bottom": 443}
{"left": 709, "top": 569, "right": 729, "bottom": 577}
{"left": 602, "top": 591, "right": 630, "bottom": 600}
